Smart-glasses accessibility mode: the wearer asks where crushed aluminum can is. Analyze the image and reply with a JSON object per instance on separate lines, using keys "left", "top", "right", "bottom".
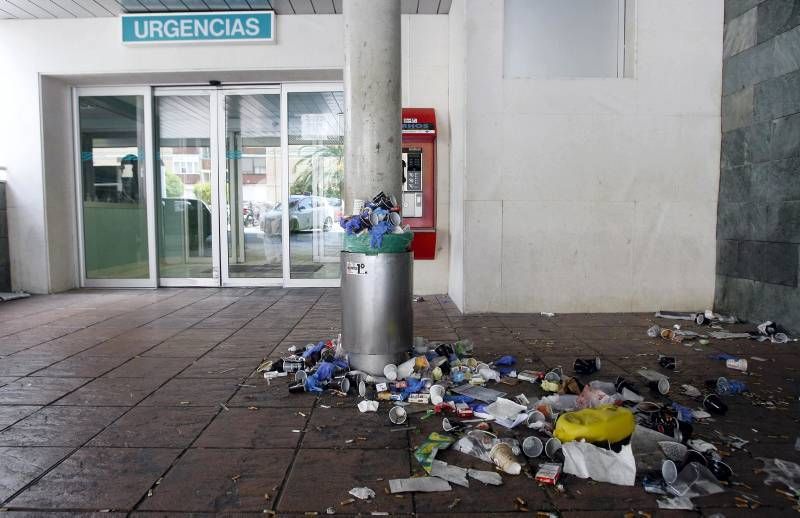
{"left": 282, "top": 356, "right": 305, "bottom": 373}
{"left": 408, "top": 393, "right": 431, "bottom": 404}
{"left": 515, "top": 394, "right": 530, "bottom": 406}
{"left": 455, "top": 403, "right": 473, "bottom": 418}
{"left": 517, "top": 370, "right": 544, "bottom": 382}
{"left": 726, "top": 358, "right": 748, "bottom": 372}
{"left": 534, "top": 463, "right": 562, "bottom": 485}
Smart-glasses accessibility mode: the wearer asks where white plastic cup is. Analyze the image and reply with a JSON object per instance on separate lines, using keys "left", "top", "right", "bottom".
{"left": 389, "top": 405, "right": 407, "bottom": 425}
{"left": 429, "top": 384, "right": 446, "bottom": 405}
{"left": 397, "top": 358, "right": 416, "bottom": 380}
{"left": 383, "top": 364, "right": 398, "bottom": 381}
{"left": 522, "top": 436, "right": 544, "bottom": 458}
{"left": 658, "top": 378, "right": 670, "bottom": 395}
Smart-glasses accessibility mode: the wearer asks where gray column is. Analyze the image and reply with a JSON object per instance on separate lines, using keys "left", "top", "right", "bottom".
{"left": 343, "top": 0, "right": 402, "bottom": 214}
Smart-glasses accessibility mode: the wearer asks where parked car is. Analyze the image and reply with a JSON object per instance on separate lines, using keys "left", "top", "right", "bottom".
{"left": 260, "top": 195, "right": 342, "bottom": 235}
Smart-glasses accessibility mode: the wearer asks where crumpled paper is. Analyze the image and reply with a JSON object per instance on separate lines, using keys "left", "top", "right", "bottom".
{"left": 357, "top": 400, "right": 379, "bottom": 413}
{"left": 468, "top": 469, "right": 503, "bottom": 485}
{"left": 430, "top": 460, "right": 469, "bottom": 487}
{"left": 349, "top": 486, "right": 375, "bottom": 500}
{"left": 562, "top": 442, "right": 636, "bottom": 486}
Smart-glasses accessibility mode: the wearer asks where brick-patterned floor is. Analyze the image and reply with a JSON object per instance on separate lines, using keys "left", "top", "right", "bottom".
{"left": 0, "top": 288, "right": 798, "bottom": 516}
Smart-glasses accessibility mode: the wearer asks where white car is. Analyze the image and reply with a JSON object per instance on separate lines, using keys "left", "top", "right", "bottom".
{"left": 260, "top": 195, "right": 341, "bottom": 235}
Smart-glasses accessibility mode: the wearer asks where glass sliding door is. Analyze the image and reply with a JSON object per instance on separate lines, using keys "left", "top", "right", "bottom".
{"left": 285, "top": 86, "right": 345, "bottom": 283}
{"left": 219, "top": 89, "right": 282, "bottom": 285}
{"left": 75, "top": 88, "right": 155, "bottom": 287}
{"left": 154, "top": 90, "right": 219, "bottom": 286}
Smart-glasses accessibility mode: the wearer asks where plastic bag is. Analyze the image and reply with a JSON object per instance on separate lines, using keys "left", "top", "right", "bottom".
{"left": 414, "top": 432, "right": 455, "bottom": 473}
{"left": 554, "top": 405, "right": 635, "bottom": 444}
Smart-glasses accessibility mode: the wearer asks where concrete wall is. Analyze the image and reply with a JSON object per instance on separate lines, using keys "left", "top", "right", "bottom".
{"left": 0, "top": 14, "right": 449, "bottom": 294}
{"left": 0, "top": 180, "right": 9, "bottom": 292}
{"left": 448, "top": 0, "right": 724, "bottom": 313}
{"left": 447, "top": 0, "right": 467, "bottom": 309}
{"left": 716, "top": 0, "right": 800, "bottom": 331}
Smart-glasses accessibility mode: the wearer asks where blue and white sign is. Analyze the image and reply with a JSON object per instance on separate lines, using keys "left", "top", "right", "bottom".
{"left": 122, "top": 11, "right": 274, "bottom": 44}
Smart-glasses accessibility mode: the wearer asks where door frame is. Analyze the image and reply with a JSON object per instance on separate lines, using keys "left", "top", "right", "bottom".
{"left": 282, "top": 82, "right": 344, "bottom": 289}
{"left": 73, "top": 82, "right": 344, "bottom": 289}
{"left": 153, "top": 87, "right": 222, "bottom": 288}
{"left": 216, "top": 86, "right": 284, "bottom": 288}
{"left": 72, "top": 86, "right": 158, "bottom": 288}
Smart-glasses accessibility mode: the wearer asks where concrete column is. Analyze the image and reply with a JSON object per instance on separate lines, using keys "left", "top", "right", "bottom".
{"left": 343, "top": 0, "right": 402, "bottom": 214}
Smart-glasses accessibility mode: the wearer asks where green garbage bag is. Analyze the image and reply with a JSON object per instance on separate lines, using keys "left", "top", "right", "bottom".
{"left": 343, "top": 231, "right": 414, "bottom": 254}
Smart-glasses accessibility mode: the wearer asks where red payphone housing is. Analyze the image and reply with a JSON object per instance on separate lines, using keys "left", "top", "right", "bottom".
{"left": 402, "top": 108, "right": 436, "bottom": 260}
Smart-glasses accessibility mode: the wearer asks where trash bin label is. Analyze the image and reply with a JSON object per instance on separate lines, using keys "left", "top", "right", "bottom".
{"left": 346, "top": 261, "right": 368, "bottom": 276}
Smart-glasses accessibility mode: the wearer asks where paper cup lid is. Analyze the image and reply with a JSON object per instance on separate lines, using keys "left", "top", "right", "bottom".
{"left": 662, "top": 460, "right": 678, "bottom": 484}
{"left": 522, "top": 436, "right": 544, "bottom": 458}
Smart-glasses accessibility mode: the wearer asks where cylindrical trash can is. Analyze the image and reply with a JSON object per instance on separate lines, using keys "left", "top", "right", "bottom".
{"left": 341, "top": 251, "right": 413, "bottom": 375}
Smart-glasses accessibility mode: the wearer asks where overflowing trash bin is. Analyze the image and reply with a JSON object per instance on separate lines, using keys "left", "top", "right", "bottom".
{"left": 339, "top": 191, "right": 415, "bottom": 375}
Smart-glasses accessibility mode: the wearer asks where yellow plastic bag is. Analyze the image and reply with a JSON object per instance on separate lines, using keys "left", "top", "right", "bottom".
{"left": 554, "top": 405, "right": 635, "bottom": 444}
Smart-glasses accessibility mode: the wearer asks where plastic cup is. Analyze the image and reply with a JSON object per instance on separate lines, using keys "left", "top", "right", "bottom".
{"left": 383, "top": 364, "right": 398, "bottom": 381}
{"left": 397, "top": 358, "right": 416, "bottom": 380}
{"left": 358, "top": 380, "right": 367, "bottom": 398}
{"left": 429, "top": 384, "right": 446, "bottom": 405}
{"left": 522, "top": 436, "right": 544, "bottom": 458}
{"left": 389, "top": 406, "right": 407, "bottom": 425}
{"left": 526, "top": 410, "right": 546, "bottom": 428}
{"left": 490, "top": 443, "right": 521, "bottom": 475}
{"left": 662, "top": 460, "right": 678, "bottom": 484}
{"left": 545, "top": 437, "right": 563, "bottom": 460}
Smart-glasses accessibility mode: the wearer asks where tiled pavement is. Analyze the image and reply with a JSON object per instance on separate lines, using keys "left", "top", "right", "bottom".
{"left": 0, "top": 288, "right": 798, "bottom": 516}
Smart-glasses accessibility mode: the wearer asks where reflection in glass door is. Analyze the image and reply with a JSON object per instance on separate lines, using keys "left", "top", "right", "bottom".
{"left": 75, "top": 89, "right": 155, "bottom": 287}
{"left": 220, "top": 90, "right": 283, "bottom": 284}
{"left": 286, "top": 87, "right": 345, "bottom": 282}
{"left": 155, "top": 91, "right": 219, "bottom": 286}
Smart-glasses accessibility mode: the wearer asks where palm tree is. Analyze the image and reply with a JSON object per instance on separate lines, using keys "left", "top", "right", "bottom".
{"left": 290, "top": 144, "right": 343, "bottom": 199}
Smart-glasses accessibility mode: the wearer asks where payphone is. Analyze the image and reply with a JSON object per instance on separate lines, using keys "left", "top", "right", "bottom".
{"left": 401, "top": 108, "right": 436, "bottom": 259}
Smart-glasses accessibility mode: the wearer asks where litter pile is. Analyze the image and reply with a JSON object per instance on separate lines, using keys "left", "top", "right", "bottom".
{"left": 257, "top": 310, "right": 798, "bottom": 513}
{"left": 339, "top": 191, "right": 413, "bottom": 252}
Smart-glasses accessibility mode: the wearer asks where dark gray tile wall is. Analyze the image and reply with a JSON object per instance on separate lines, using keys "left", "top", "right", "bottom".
{"left": 717, "top": 0, "right": 800, "bottom": 332}
{"left": 0, "top": 181, "right": 10, "bottom": 292}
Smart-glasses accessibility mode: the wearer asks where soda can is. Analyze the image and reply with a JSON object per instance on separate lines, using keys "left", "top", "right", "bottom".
{"left": 725, "top": 358, "right": 748, "bottom": 372}
{"left": 573, "top": 357, "right": 601, "bottom": 375}
{"left": 702, "top": 393, "right": 728, "bottom": 415}
{"left": 658, "top": 356, "right": 676, "bottom": 370}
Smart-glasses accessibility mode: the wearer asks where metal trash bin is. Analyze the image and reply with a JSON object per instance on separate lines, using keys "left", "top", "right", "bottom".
{"left": 341, "top": 250, "right": 413, "bottom": 375}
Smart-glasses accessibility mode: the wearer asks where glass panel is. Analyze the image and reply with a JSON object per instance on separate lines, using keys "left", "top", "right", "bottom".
{"left": 156, "top": 95, "right": 214, "bottom": 279}
{"left": 288, "top": 91, "right": 345, "bottom": 279}
{"left": 78, "top": 95, "right": 149, "bottom": 279}
{"left": 224, "top": 94, "right": 282, "bottom": 278}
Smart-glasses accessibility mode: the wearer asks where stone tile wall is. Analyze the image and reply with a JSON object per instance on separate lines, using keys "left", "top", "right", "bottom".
{"left": 716, "top": 0, "right": 800, "bottom": 331}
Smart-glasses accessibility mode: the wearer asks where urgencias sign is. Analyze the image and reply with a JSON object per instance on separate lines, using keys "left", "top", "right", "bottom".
{"left": 122, "top": 11, "right": 274, "bottom": 44}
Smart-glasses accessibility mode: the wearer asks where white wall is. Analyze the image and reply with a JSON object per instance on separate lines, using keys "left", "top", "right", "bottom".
{"left": 0, "top": 14, "right": 450, "bottom": 294}
{"left": 402, "top": 15, "right": 450, "bottom": 295}
{"left": 449, "top": 0, "right": 724, "bottom": 313}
